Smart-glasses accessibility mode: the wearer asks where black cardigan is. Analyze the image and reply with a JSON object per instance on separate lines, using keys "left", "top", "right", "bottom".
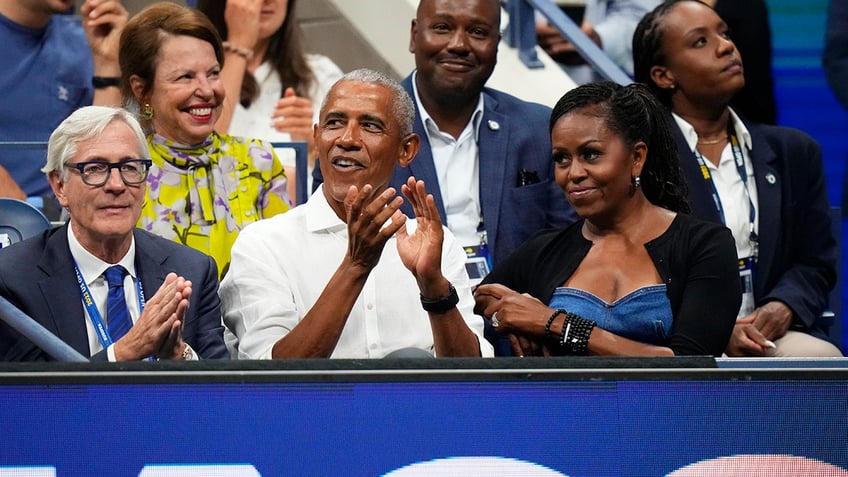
{"left": 482, "top": 214, "right": 741, "bottom": 356}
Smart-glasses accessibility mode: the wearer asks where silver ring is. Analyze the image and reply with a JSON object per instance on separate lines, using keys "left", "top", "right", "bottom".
{"left": 491, "top": 312, "right": 499, "bottom": 328}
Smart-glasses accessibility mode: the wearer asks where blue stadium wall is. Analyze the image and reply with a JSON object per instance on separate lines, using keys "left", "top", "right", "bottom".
{"left": 768, "top": 0, "right": 847, "bottom": 347}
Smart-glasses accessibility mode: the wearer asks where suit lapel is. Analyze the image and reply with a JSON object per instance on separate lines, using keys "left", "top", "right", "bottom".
{"left": 38, "top": 225, "right": 92, "bottom": 357}
{"left": 133, "top": 230, "right": 168, "bottom": 303}
{"left": 746, "top": 125, "right": 781, "bottom": 297}
{"left": 401, "top": 75, "right": 447, "bottom": 222}
{"left": 408, "top": 113, "right": 448, "bottom": 222}
{"left": 477, "top": 92, "right": 508, "bottom": 251}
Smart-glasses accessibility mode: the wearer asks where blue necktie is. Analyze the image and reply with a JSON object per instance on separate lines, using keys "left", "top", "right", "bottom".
{"left": 104, "top": 265, "right": 132, "bottom": 342}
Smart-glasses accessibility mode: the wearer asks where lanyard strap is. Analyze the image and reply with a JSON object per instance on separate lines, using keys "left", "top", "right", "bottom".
{"left": 693, "top": 125, "right": 759, "bottom": 260}
{"left": 73, "top": 262, "right": 146, "bottom": 349}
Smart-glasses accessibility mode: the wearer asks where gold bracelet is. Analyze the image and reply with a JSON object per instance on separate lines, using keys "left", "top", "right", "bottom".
{"left": 222, "top": 41, "right": 254, "bottom": 61}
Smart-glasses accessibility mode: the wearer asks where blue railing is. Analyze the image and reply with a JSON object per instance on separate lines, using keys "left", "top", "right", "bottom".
{"left": 503, "top": 0, "right": 632, "bottom": 85}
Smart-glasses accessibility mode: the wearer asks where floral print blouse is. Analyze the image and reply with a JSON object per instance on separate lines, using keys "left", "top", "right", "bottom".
{"left": 138, "top": 132, "right": 291, "bottom": 278}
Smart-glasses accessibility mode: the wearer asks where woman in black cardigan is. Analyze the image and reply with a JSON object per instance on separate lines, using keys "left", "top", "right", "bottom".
{"left": 474, "top": 81, "right": 740, "bottom": 357}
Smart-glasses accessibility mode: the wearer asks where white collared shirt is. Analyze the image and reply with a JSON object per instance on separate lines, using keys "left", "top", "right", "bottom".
{"left": 219, "top": 186, "right": 493, "bottom": 359}
{"left": 411, "top": 71, "right": 485, "bottom": 247}
{"left": 67, "top": 223, "right": 140, "bottom": 361}
{"left": 673, "top": 109, "right": 759, "bottom": 259}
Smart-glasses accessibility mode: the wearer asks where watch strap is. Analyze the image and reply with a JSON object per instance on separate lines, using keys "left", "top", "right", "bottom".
{"left": 420, "top": 284, "right": 459, "bottom": 314}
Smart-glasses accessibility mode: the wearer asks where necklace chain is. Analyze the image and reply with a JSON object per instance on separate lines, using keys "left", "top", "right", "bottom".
{"left": 697, "top": 135, "right": 728, "bottom": 145}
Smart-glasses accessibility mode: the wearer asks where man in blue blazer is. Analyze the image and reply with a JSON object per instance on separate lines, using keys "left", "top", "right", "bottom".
{"left": 314, "top": 0, "right": 575, "bottom": 270}
{"left": 0, "top": 106, "right": 228, "bottom": 361}
{"left": 397, "top": 0, "right": 575, "bottom": 268}
{"left": 673, "top": 118, "right": 840, "bottom": 353}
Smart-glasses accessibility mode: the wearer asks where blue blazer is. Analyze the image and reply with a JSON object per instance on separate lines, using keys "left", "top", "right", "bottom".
{"left": 393, "top": 75, "right": 576, "bottom": 265}
{"left": 673, "top": 117, "right": 837, "bottom": 342}
{"left": 0, "top": 225, "right": 229, "bottom": 361}
{"left": 311, "top": 76, "right": 576, "bottom": 265}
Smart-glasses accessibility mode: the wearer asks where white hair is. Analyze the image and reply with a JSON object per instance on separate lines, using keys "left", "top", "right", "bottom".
{"left": 321, "top": 68, "right": 416, "bottom": 136}
{"left": 42, "top": 106, "right": 148, "bottom": 179}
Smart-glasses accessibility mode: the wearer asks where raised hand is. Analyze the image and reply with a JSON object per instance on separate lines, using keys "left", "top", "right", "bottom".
{"left": 224, "top": 0, "right": 262, "bottom": 52}
{"left": 397, "top": 177, "right": 444, "bottom": 286}
{"left": 272, "top": 87, "right": 315, "bottom": 143}
{"left": 80, "top": 0, "right": 128, "bottom": 71}
{"left": 155, "top": 279, "right": 193, "bottom": 360}
{"left": 344, "top": 184, "right": 406, "bottom": 273}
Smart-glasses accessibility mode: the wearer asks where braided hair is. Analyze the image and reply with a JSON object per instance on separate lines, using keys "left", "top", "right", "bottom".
{"left": 632, "top": 0, "right": 711, "bottom": 108}
{"left": 550, "top": 81, "right": 690, "bottom": 213}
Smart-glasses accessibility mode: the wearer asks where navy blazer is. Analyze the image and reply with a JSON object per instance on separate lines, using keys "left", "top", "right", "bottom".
{"left": 674, "top": 117, "right": 837, "bottom": 341}
{"left": 312, "top": 76, "right": 576, "bottom": 265}
{"left": 395, "top": 75, "right": 576, "bottom": 264}
{"left": 0, "top": 225, "right": 229, "bottom": 361}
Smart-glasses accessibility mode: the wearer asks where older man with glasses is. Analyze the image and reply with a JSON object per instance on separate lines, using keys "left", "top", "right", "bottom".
{"left": 0, "top": 106, "right": 228, "bottom": 362}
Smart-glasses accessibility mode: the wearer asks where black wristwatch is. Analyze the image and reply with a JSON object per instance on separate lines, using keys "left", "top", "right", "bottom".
{"left": 92, "top": 76, "right": 120, "bottom": 89}
{"left": 420, "top": 284, "right": 459, "bottom": 314}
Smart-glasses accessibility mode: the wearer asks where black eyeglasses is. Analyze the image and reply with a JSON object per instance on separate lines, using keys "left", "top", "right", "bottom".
{"left": 64, "top": 159, "right": 153, "bottom": 186}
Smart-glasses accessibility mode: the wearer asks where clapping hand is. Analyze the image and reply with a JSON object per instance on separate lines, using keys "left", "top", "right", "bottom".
{"left": 113, "top": 273, "right": 191, "bottom": 361}
{"left": 397, "top": 177, "right": 444, "bottom": 286}
{"left": 344, "top": 184, "right": 407, "bottom": 273}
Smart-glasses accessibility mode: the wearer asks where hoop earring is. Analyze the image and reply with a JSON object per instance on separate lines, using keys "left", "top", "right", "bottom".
{"left": 142, "top": 103, "right": 154, "bottom": 120}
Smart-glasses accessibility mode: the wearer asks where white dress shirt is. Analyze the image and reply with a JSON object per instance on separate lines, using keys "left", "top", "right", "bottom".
{"left": 219, "top": 186, "right": 494, "bottom": 359}
{"left": 411, "top": 71, "right": 485, "bottom": 248}
{"left": 673, "top": 109, "right": 759, "bottom": 260}
{"left": 67, "top": 223, "right": 140, "bottom": 361}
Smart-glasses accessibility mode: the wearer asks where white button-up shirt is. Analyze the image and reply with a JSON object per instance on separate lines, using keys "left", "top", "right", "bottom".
{"left": 673, "top": 109, "right": 759, "bottom": 260}
{"left": 411, "top": 71, "right": 485, "bottom": 248}
{"left": 220, "top": 187, "right": 493, "bottom": 359}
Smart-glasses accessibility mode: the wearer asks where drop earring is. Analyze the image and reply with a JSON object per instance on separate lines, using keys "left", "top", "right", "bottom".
{"left": 630, "top": 175, "right": 642, "bottom": 195}
{"left": 142, "top": 103, "right": 154, "bottom": 120}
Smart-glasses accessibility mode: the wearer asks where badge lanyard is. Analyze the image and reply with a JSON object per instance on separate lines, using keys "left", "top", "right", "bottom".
{"left": 73, "top": 262, "right": 146, "bottom": 349}
{"left": 692, "top": 126, "right": 759, "bottom": 262}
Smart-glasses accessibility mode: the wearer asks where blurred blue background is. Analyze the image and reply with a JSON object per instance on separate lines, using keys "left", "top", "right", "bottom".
{"left": 767, "top": 0, "right": 847, "bottom": 346}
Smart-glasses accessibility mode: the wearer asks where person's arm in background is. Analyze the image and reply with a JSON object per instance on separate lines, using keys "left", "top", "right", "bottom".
{"left": 824, "top": 0, "right": 848, "bottom": 109}
{"left": 0, "top": 166, "right": 26, "bottom": 200}
{"left": 214, "top": 0, "right": 262, "bottom": 134}
{"left": 536, "top": 0, "right": 659, "bottom": 74}
{"left": 584, "top": 0, "right": 660, "bottom": 75}
{"left": 80, "top": 0, "right": 128, "bottom": 107}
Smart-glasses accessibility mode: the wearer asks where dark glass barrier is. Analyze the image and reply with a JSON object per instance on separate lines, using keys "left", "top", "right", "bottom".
{"left": 0, "top": 358, "right": 846, "bottom": 476}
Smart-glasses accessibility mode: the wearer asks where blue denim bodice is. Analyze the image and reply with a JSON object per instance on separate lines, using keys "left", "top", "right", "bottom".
{"left": 549, "top": 285, "right": 674, "bottom": 344}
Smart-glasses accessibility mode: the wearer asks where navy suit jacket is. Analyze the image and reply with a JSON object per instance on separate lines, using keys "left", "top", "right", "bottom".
{"left": 395, "top": 75, "right": 576, "bottom": 264}
{"left": 312, "top": 76, "right": 576, "bottom": 265}
{"left": 674, "top": 117, "right": 837, "bottom": 341}
{"left": 0, "top": 225, "right": 229, "bottom": 361}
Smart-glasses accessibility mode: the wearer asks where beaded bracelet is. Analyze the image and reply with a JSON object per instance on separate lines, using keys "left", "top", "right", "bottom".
{"left": 560, "top": 312, "right": 595, "bottom": 355}
{"left": 222, "top": 41, "right": 254, "bottom": 61}
{"left": 559, "top": 312, "right": 573, "bottom": 349}
{"left": 545, "top": 309, "right": 565, "bottom": 341}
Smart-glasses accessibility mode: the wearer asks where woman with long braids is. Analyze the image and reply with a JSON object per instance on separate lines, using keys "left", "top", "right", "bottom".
{"left": 474, "top": 81, "right": 740, "bottom": 357}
